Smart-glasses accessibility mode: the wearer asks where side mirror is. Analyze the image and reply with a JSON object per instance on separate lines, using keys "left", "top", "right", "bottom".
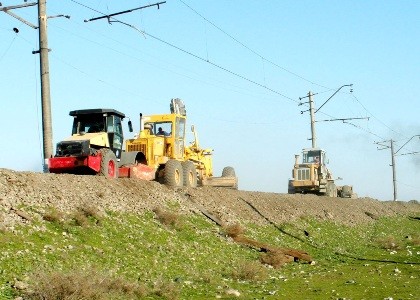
{"left": 128, "top": 120, "right": 133, "bottom": 133}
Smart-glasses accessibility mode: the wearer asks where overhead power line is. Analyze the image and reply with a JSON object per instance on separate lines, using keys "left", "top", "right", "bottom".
{"left": 350, "top": 94, "right": 406, "bottom": 139}
{"left": 68, "top": 0, "right": 298, "bottom": 103}
{"left": 67, "top": 0, "right": 406, "bottom": 144}
{"left": 0, "top": 34, "right": 16, "bottom": 62}
{"left": 178, "top": 0, "right": 330, "bottom": 90}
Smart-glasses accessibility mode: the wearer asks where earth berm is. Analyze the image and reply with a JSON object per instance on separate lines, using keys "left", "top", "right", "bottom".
{"left": 1, "top": 168, "right": 419, "bottom": 229}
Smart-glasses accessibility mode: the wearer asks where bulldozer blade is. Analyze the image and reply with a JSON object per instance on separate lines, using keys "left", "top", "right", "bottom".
{"left": 202, "top": 176, "right": 238, "bottom": 188}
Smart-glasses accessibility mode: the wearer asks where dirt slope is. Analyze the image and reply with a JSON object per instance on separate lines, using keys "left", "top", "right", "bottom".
{"left": 1, "top": 168, "right": 419, "bottom": 230}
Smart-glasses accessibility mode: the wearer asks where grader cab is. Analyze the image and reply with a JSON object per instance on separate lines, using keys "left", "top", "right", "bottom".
{"left": 125, "top": 98, "right": 238, "bottom": 188}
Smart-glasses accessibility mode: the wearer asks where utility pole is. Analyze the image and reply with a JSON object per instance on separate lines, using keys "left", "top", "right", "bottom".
{"left": 299, "top": 91, "right": 317, "bottom": 148}
{"left": 308, "top": 91, "right": 317, "bottom": 148}
{"left": 390, "top": 139, "right": 397, "bottom": 201}
{"left": 36, "top": 0, "right": 53, "bottom": 170}
{"left": 299, "top": 85, "right": 355, "bottom": 149}
{"left": 376, "top": 135, "right": 420, "bottom": 201}
{"left": 1, "top": 1, "right": 54, "bottom": 171}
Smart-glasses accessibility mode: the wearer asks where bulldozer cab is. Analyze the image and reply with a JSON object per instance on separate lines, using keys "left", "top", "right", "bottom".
{"left": 69, "top": 109, "right": 126, "bottom": 158}
{"left": 301, "top": 148, "right": 325, "bottom": 165}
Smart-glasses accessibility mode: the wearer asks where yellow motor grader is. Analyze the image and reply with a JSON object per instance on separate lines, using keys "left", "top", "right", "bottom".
{"left": 125, "top": 98, "right": 238, "bottom": 188}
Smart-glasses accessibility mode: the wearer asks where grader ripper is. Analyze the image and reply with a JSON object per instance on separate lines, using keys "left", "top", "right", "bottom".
{"left": 48, "top": 99, "right": 238, "bottom": 189}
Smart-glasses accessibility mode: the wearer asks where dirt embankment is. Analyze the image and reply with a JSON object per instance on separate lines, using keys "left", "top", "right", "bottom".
{"left": 0, "top": 168, "right": 419, "bottom": 230}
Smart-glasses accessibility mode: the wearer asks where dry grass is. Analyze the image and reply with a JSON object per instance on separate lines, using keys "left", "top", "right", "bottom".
{"left": 222, "top": 223, "right": 312, "bottom": 269}
{"left": 42, "top": 207, "right": 64, "bottom": 223}
{"left": 26, "top": 269, "right": 148, "bottom": 300}
{"left": 68, "top": 204, "right": 103, "bottom": 227}
{"left": 152, "top": 277, "right": 180, "bottom": 300}
{"left": 231, "top": 260, "right": 268, "bottom": 282}
{"left": 411, "top": 236, "right": 420, "bottom": 246}
{"left": 223, "top": 223, "right": 245, "bottom": 238}
{"left": 71, "top": 210, "right": 90, "bottom": 227}
{"left": 153, "top": 207, "right": 181, "bottom": 229}
{"left": 260, "top": 250, "right": 294, "bottom": 268}
{"left": 375, "top": 236, "right": 401, "bottom": 250}
{"left": 78, "top": 203, "right": 103, "bottom": 221}
{"left": 406, "top": 233, "right": 420, "bottom": 246}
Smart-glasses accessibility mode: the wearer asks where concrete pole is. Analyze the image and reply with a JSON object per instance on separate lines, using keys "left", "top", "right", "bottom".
{"left": 390, "top": 139, "right": 397, "bottom": 201}
{"left": 37, "top": 0, "right": 53, "bottom": 170}
{"left": 308, "top": 91, "right": 317, "bottom": 148}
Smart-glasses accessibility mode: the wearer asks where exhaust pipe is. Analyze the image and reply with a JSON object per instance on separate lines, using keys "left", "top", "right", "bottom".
{"left": 295, "top": 154, "right": 300, "bottom": 166}
{"left": 139, "top": 113, "right": 144, "bottom": 131}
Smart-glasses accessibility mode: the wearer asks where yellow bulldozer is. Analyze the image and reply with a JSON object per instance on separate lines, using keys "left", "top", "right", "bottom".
{"left": 288, "top": 148, "right": 356, "bottom": 198}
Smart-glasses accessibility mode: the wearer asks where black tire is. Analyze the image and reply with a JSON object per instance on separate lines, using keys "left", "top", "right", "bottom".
{"left": 222, "top": 166, "right": 236, "bottom": 177}
{"left": 288, "top": 180, "right": 296, "bottom": 194}
{"left": 99, "top": 148, "right": 118, "bottom": 179}
{"left": 164, "top": 160, "right": 183, "bottom": 188}
{"left": 341, "top": 185, "right": 352, "bottom": 198}
{"left": 182, "top": 161, "right": 197, "bottom": 187}
{"left": 326, "top": 182, "right": 337, "bottom": 197}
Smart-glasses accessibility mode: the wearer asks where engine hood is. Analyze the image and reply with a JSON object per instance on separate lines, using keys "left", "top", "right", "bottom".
{"left": 63, "top": 132, "right": 110, "bottom": 148}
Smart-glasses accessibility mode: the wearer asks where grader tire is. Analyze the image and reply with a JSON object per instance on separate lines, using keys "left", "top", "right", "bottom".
{"left": 222, "top": 166, "right": 238, "bottom": 190}
{"left": 182, "top": 161, "right": 197, "bottom": 188}
{"left": 326, "top": 182, "right": 337, "bottom": 198}
{"left": 288, "top": 180, "right": 296, "bottom": 194}
{"left": 164, "top": 160, "right": 183, "bottom": 188}
{"left": 222, "top": 166, "right": 236, "bottom": 177}
{"left": 99, "top": 148, "right": 118, "bottom": 179}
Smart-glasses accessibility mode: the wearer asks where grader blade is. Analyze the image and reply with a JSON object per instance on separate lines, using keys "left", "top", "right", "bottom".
{"left": 202, "top": 176, "right": 238, "bottom": 189}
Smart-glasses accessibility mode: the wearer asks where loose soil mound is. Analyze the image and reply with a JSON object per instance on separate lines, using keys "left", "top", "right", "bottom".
{"left": 1, "top": 168, "right": 419, "bottom": 229}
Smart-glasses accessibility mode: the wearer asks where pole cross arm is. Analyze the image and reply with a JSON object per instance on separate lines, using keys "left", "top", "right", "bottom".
{"left": 395, "top": 134, "right": 420, "bottom": 155}
{"left": 84, "top": 1, "right": 166, "bottom": 23}
{"left": 316, "top": 116, "right": 369, "bottom": 123}
{"left": 1, "top": 2, "right": 38, "bottom": 29}
{"left": 315, "top": 84, "right": 353, "bottom": 113}
{"left": 0, "top": 2, "right": 37, "bottom": 10}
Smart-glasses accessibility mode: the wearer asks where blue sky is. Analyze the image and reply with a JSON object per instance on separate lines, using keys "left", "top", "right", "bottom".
{"left": 1, "top": 0, "right": 419, "bottom": 201}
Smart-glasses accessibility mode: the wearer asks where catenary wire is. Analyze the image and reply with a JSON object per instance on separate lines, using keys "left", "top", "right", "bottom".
{"left": 0, "top": 34, "right": 16, "bottom": 62}
{"left": 178, "top": 0, "right": 330, "bottom": 90}
{"left": 68, "top": 0, "right": 298, "bottom": 103}
{"left": 68, "top": 0, "right": 405, "bottom": 142}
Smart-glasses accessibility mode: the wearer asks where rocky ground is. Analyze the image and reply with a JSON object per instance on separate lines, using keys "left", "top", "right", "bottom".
{"left": 1, "top": 168, "right": 419, "bottom": 230}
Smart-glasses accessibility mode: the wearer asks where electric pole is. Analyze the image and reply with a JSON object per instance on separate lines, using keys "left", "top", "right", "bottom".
{"left": 37, "top": 0, "right": 53, "bottom": 169}
{"left": 376, "top": 135, "right": 420, "bottom": 201}
{"left": 1, "top": 1, "right": 53, "bottom": 171}
{"left": 390, "top": 139, "right": 397, "bottom": 201}
{"left": 308, "top": 91, "right": 317, "bottom": 148}
{"left": 299, "top": 85, "right": 356, "bottom": 149}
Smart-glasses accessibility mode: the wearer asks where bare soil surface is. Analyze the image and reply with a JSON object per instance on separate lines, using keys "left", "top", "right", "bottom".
{"left": 1, "top": 168, "right": 419, "bottom": 230}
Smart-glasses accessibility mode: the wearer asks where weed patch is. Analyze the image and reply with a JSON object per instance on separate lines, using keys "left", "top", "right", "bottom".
{"left": 153, "top": 207, "right": 182, "bottom": 229}
{"left": 25, "top": 269, "right": 148, "bottom": 300}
